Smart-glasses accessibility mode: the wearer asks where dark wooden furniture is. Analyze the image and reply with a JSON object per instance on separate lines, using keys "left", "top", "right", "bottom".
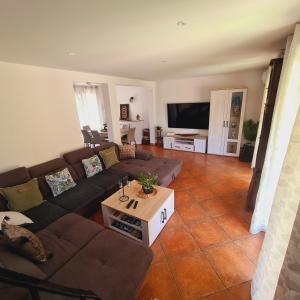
{"left": 239, "top": 144, "right": 255, "bottom": 162}
{"left": 156, "top": 128, "right": 163, "bottom": 147}
{"left": 246, "top": 58, "right": 283, "bottom": 211}
{"left": 142, "top": 128, "right": 150, "bottom": 144}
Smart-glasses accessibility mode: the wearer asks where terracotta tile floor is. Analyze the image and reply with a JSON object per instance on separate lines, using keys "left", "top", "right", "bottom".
{"left": 92, "top": 145, "right": 265, "bottom": 299}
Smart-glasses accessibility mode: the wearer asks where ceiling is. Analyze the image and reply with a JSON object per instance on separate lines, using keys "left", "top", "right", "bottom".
{"left": 0, "top": 0, "right": 300, "bottom": 80}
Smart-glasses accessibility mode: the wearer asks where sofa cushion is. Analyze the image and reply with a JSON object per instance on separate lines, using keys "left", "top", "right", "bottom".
{"left": 0, "top": 167, "right": 31, "bottom": 187}
{"left": 49, "top": 229, "right": 153, "bottom": 300}
{"left": 0, "top": 167, "right": 31, "bottom": 211}
{"left": 82, "top": 155, "right": 103, "bottom": 178}
{"left": 23, "top": 201, "right": 68, "bottom": 233}
{"left": 135, "top": 149, "right": 153, "bottom": 161}
{"left": 86, "top": 168, "right": 128, "bottom": 192}
{"left": 63, "top": 147, "right": 95, "bottom": 180}
{"left": 111, "top": 159, "right": 156, "bottom": 179}
{"left": 150, "top": 157, "right": 182, "bottom": 186}
{"left": 118, "top": 144, "right": 136, "bottom": 160}
{"left": 1, "top": 221, "right": 52, "bottom": 263}
{"left": 0, "top": 178, "right": 44, "bottom": 212}
{"left": 0, "top": 238, "right": 47, "bottom": 300}
{"left": 45, "top": 168, "right": 77, "bottom": 197}
{"left": 0, "top": 241, "right": 47, "bottom": 279}
{"left": 37, "top": 213, "right": 103, "bottom": 277}
{"left": 29, "top": 158, "right": 78, "bottom": 199}
{"left": 47, "top": 179, "right": 105, "bottom": 213}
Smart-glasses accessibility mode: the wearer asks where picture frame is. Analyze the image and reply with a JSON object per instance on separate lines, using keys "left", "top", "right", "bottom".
{"left": 120, "top": 104, "right": 129, "bottom": 120}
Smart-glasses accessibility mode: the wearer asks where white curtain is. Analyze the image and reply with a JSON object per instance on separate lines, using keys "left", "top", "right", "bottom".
{"left": 250, "top": 27, "right": 300, "bottom": 234}
{"left": 251, "top": 23, "right": 300, "bottom": 300}
{"left": 74, "top": 85, "right": 105, "bottom": 130}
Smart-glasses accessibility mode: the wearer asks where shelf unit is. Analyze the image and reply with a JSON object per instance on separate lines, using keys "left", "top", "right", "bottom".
{"left": 163, "top": 135, "right": 207, "bottom": 153}
{"left": 104, "top": 208, "right": 144, "bottom": 242}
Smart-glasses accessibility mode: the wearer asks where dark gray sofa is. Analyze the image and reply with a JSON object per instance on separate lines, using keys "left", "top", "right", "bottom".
{"left": 92, "top": 142, "right": 182, "bottom": 187}
{"left": 0, "top": 214, "right": 152, "bottom": 300}
{"left": 0, "top": 143, "right": 182, "bottom": 300}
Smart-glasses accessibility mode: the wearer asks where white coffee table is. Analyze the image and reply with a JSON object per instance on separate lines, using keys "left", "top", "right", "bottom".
{"left": 101, "top": 180, "right": 174, "bottom": 246}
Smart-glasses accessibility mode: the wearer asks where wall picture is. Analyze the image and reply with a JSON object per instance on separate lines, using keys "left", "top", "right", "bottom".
{"left": 120, "top": 104, "right": 129, "bottom": 120}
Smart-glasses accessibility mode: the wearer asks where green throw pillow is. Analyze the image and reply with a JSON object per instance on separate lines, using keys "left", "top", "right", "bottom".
{"left": 99, "top": 147, "right": 120, "bottom": 169}
{"left": 0, "top": 178, "right": 44, "bottom": 212}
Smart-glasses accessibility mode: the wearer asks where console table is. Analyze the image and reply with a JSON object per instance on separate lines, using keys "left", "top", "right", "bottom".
{"left": 163, "top": 134, "right": 207, "bottom": 153}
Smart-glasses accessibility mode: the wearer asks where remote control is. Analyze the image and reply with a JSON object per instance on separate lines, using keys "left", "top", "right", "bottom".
{"left": 126, "top": 199, "right": 134, "bottom": 209}
{"left": 133, "top": 201, "right": 138, "bottom": 209}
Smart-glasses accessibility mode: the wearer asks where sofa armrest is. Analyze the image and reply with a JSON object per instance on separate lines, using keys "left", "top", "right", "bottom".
{"left": 135, "top": 150, "right": 153, "bottom": 161}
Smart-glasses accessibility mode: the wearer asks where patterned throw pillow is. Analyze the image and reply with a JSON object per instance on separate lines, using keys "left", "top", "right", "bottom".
{"left": 82, "top": 155, "right": 103, "bottom": 178}
{"left": 118, "top": 144, "right": 136, "bottom": 160}
{"left": 0, "top": 178, "right": 44, "bottom": 212}
{"left": 45, "top": 168, "right": 76, "bottom": 197}
{"left": 1, "top": 219, "right": 52, "bottom": 263}
{"left": 99, "top": 147, "right": 120, "bottom": 169}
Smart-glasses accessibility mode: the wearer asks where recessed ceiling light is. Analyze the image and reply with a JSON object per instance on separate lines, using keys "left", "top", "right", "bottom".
{"left": 68, "top": 52, "right": 76, "bottom": 56}
{"left": 176, "top": 20, "right": 187, "bottom": 27}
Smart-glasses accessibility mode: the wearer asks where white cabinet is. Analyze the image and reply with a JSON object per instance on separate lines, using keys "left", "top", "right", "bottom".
{"left": 147, "top": 192, "right": 174, "bottom": 245}
{"left": 208, "top": 89, "right": 247, "bottom": 157}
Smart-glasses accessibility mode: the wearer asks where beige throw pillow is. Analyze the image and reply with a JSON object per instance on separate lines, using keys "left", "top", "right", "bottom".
{"left": 118, "top": 144, "right": 136, "bottom": 160}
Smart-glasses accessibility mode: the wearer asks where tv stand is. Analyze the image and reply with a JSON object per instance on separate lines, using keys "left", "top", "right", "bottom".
{"left": 163, "top": 134, "right": 207, "bottom": 153}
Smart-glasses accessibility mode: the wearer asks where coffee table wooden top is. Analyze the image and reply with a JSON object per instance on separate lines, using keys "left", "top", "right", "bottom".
{"left": 101, "top": 180, "right": 174, "bottom": 222}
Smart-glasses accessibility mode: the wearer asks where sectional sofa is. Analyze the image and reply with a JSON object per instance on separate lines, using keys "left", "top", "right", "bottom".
{"left": 0, "top": 142, "right": 182, "bottom": 300}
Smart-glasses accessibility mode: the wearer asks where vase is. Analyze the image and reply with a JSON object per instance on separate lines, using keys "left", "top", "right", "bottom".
{"left": 142, "top": 186, "right": 153, "bottom": 194}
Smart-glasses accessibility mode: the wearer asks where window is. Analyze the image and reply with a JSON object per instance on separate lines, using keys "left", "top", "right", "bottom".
{"left": 74, "top": 84, "right": 105, "bottom": 130}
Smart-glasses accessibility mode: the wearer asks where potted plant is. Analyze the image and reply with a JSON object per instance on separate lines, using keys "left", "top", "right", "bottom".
{"left": 243, "top": 119, "right": 258, "bottom": 144}
{"left": 155, "top": 126, "right": 162, "bottom": 136}
{"left": 103, "top": 123, "right": 108, "bottom": 132}
{"left": 138, "top": 173, "right": 158, "bottom": 194}
{"left": 239, "top": 119, "right": 258, "bottom": 162}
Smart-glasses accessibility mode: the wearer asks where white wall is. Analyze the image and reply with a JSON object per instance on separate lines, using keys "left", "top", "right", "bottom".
{"left": 116, "top": 85, "right": 155, "bottom": 143}
{"left": 156, "top": 69, "right": 265, "bottom": 135}
{"left": 116, "top": 85, "right": 150, "bottom": 126}
{"left": 0, "top": 61, "right": 155, "bottom": 172}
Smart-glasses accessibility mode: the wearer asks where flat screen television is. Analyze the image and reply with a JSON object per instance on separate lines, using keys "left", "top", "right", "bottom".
{"left": 167, "top": 102, "right": 210, "bottom": 129}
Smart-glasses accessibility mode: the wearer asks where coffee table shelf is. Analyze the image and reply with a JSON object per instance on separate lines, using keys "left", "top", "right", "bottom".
{"left": 101, "top": 180, "right": 174, "bottom": 246}
{"left": 109, "top": 213, "right": 142, "bottom": 231}
{"left": 109, "top": 222, "right": 143, "bottom": 242}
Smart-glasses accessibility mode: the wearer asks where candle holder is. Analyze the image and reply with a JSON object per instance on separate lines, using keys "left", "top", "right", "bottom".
{"left": 119, "top": 177, "right": 130, "bottom": 202}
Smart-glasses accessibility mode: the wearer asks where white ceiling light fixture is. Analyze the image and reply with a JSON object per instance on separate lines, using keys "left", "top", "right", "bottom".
{"left": 68, "top": 52, "right": 76, "bottom": 56}
{"left": 176, "top": 20, "right": 187, "bottom": 27}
